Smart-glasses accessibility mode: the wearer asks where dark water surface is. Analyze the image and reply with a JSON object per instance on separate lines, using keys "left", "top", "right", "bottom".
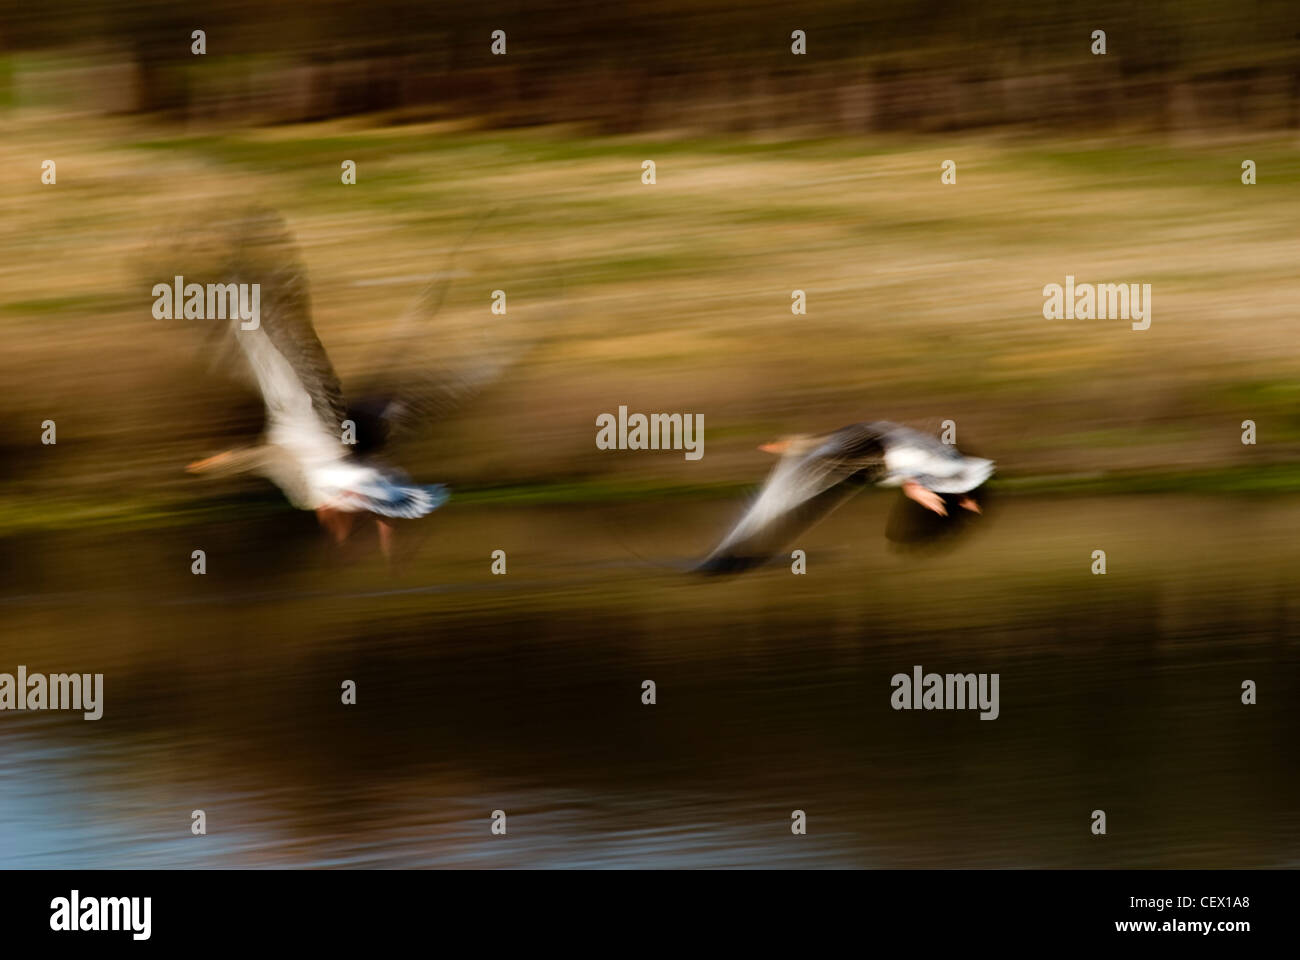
{"left": 1, "top": 495, "right": 1297, "bottom": 867}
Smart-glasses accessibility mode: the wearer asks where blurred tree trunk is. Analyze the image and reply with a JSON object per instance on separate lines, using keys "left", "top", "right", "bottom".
{"left": 115, "top": 1, "right": 193, "bottom": 116}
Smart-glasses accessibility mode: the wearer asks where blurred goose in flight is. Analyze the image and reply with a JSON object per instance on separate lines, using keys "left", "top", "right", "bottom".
{"left": 698, "top": 421, "right": 994, "bottom": 573}
{"left": 183, "top": 210, "right": 510, "bottom": 557}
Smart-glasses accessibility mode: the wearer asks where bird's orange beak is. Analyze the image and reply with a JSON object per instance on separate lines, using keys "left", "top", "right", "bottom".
{"left": 187, "top": 451, "right": 232, "bottom": 474}
{"left": 759, "top": 440, "right": 790, "bottom": 454}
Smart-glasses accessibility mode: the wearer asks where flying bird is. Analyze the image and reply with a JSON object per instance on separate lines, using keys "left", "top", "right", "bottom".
{"left": 183, "top": 210, "right": 512, "bottom": 557}
{"left": 698, "top": 421, "right": 994, "bottom": 573}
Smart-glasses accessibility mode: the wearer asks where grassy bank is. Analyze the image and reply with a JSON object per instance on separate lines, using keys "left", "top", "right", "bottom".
{"left": 2, "top": 113, "right": 1298, "bottom": 534}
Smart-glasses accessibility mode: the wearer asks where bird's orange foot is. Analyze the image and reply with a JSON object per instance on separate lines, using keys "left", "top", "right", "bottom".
{"left": 375, "top": 517, "right": 394, "bottom": 562}
{"left": 903, "top": 481, "right": 947, "bottom": 516}
{"left": 316, "top": 506, "right": 355, "bottom": 544}
{"left": 958, "top": 496, "right": 981, "bottom": 514}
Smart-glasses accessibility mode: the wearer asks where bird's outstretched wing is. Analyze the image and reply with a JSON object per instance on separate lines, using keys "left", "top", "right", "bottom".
{"left": 347, "top": 214, "right": 554, "bottom": 455}
{"left": 698, "top": 423, "right": 888, "bottom": 573}
{"left": 216, "top": 209, "right": 349, "bottom": 470}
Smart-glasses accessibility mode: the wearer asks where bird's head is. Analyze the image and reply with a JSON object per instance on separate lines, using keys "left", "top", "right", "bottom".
{"left": 758, "top": 434, "right": 815, "bottom": 455}
{"left": 186, "top": 447, "right": 264, "bottom": 477}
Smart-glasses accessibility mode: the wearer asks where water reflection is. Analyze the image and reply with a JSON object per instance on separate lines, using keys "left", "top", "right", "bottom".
{"left": 1, "top": 496, "right": 1297, "bottom": 867}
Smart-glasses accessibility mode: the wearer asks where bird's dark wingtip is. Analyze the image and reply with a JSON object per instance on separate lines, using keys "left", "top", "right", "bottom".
{"left": 693, "top": 555, "right": 768, "bottom": 576}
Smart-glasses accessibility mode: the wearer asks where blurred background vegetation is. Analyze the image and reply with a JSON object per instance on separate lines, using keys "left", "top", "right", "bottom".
{"left": 3, "top": 1, "right": 1300, "bottom": 129}
{"left": 2, "top": 2, "right": 1300, "bottom": 533}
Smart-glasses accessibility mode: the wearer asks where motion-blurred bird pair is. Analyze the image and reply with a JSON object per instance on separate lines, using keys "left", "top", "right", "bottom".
{"left": 175, "top": 210, "right": 994, "bottom": 570}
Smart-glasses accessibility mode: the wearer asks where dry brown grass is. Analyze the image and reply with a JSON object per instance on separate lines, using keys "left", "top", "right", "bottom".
{"left": 3, "top": 112, "right": 1300, "bottom": 528}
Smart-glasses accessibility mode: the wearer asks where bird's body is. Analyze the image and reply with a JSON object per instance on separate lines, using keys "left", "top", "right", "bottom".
{"left": 184, "top": 211, "right": 455, "bottom": 554}
{"left": 869, "top": 421, "right": 994, "bottom": 493}
{"left": 699, "top": 421, "right": 993, "bottom": 573}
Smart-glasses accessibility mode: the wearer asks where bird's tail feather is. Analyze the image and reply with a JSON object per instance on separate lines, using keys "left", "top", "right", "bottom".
{"left": 354, "top": 482, "right": 449, "bottom": 519}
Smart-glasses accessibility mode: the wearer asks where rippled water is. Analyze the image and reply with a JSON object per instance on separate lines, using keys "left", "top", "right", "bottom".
{"left": 1, "top": 494, "right": 1297, "bottom": 867}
